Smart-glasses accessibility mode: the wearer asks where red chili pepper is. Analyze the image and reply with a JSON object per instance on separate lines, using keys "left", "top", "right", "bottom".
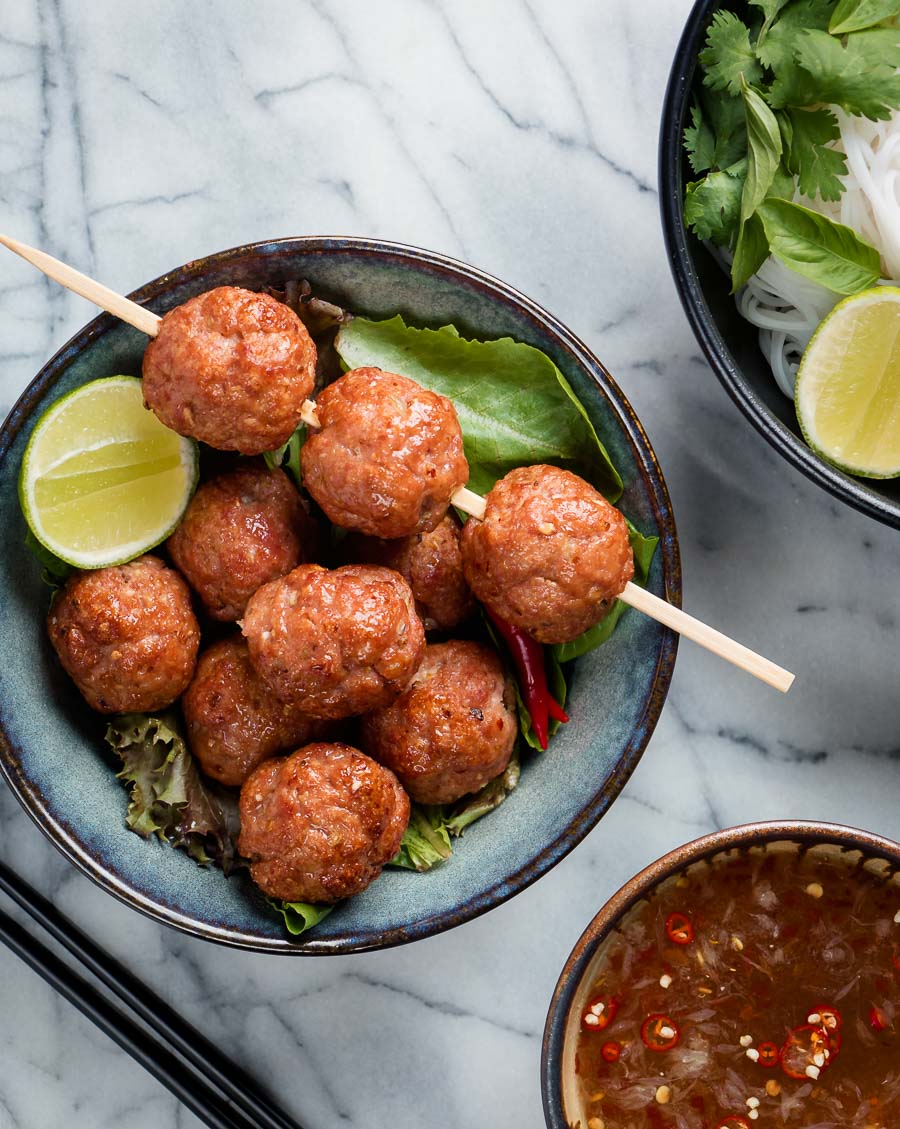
{"left": 870, "top": 1005, "right": 889, "bottom": 1032}
{"left": 780, "top": 1024, "right": 835, "bottom": 1080}
{"left": 757, "top": 1041, "right": 779, "bottom": 1067}
{"left": 581, "top": 995, "right": 617, "bottom": 1033}
{"left": 485, "top": 609, "right": 568, "bottom": 750}
{"left": 716, "top": 1118, "right": 751, "bottom": 1129}
{"left": 664, "top": 912, "right": 694, "bottom": 945}
{"left": 641, "top": 1013, "right": 680, "bottom": 1052}
{"left": 600, "top": 1040, "right": 621, "bottom": 1062}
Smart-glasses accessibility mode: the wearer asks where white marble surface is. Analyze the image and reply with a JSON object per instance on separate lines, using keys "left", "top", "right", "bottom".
{"left": 1, "top": 1, "right": 899, "bottom": 1126}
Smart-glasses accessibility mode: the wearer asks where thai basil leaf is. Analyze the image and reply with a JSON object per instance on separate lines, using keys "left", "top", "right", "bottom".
{"left": 758, "top": 198, "right": 881, "bottom": 292}
{"left": 732, "top": 212, "right": 770, "bottom": 291}
{"left": 741, "top": 78, "right": 783, "bottom": 223}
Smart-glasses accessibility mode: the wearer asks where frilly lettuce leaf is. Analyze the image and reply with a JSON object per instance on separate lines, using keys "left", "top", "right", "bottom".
{"left": 105, "top": 712, "right": 240, "bottom": 873}
{"left": 389, "top": 753, "right": 521, "bottom": 872}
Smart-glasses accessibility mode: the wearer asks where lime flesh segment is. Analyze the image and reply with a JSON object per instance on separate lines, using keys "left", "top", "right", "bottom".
{"left": 796, "top": 287, "right": 900, "bottom": 478}
{"left": 20, "top": 376, "right": 198, "bottom": 567}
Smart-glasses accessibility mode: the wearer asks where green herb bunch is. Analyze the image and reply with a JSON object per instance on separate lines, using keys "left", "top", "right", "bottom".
{"left": 684, "top": 0, "right": 900, "bottom": 293}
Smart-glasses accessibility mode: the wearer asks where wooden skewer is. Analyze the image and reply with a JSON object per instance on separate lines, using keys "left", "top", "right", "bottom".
{"left": 4, "top": 235, "right": 795, "bottom": 692}
{"left": 0, "top": 233, "right": 162, "bottom": 338}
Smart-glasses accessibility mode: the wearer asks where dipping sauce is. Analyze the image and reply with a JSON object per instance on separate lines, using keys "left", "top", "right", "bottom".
{"left": 574, "top": 844, "right": 899, "bottom": 1128}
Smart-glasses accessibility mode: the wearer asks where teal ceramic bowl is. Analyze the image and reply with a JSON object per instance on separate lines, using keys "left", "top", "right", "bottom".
{"left": 0, "top": 237, "right": 680, "bottom": 953}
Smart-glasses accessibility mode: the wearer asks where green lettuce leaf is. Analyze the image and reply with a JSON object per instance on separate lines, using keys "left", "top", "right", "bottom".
{"left": 758, "top": 197, "right": 881, "bottom": 292}
{"left": 262, "top": 424, "right": 304, "bottom": 488}
{"left": 389, "top": 753, "right": 522, "bottom": 871}
{"left": 829, "top": 0, "right": 900, "bottom": 33}
{"left": 334, "top": 316, "right": 622, "bottom": 502}
{"left": 105, "top": 712, "right": 240, "bottom": 872}
{"left": 268, "top": 900, "right": 334, "bottom": 936}
{"left": 699, "top": 11, "right": 763, "bottom": 95}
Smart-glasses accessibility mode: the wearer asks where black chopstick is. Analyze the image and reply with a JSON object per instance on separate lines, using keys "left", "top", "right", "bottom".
{"left": 0, "top": 860, "right": 304, "bottom": 1129}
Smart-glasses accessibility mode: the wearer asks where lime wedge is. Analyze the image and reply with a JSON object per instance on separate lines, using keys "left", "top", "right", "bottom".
{"left": 796, "top": 286, "right": 900, "bottom": 478}
{"left": 19, "top": 376, "right": 198, "bottom": 568}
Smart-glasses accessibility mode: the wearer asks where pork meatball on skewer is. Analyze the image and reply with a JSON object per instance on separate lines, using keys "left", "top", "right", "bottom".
{"left": 182, "top": 637, "right": 329, "bottom": 787}
{"left": 239, "top": 743, "right": 409, "bottom": 903}
{"left": 47, "top": 555, "right": 200, "bottom": 713}
{"left": 361, "top": 641, "right": 517, "bottom": 805}
{"left": 241, "top": 564, "right": 426, "bottom": 720}
{"left": 343, "top": 513, "right": 474, "bottom": 632}
{"left": 167, "top": 462, "right": 319, "bottom": 622}
{"left": 300, "top": 367, "right": 468, "bottom": 539}
{"left": 460, "top": 464, "right": 634, "bottom": 644}
{"left": 142, "top": 286, "right": 317, "bottom": 455}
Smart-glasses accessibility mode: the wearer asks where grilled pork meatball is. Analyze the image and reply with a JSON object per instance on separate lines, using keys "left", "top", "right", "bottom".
{"left": 344, "top": 514, "right": 474, "bottom": 632}
{"left": 361, "top": 640, "right": 516, "bottom": 805}
{"left": 242, "top": 564, "right": 425, "bottom": 719}
{"left": 47, "top": 555, "right": 200, "bottom": 714}
{"left": 460, "top": 465, "right": 634, "bottom": 644}
{"left": 238, "top": 743, "right": 409, "bottom": 903}
{"left": 167, "top": 463, "right": 317, "bottom": 621}
{"left": 142, "top": 286, "right": 316, "bottom": 455}
{"left": 183, "top": 637, "right": 328, "bottom": 786}
{"left": 300, "top": 368, "right": 468, "bottom": 538}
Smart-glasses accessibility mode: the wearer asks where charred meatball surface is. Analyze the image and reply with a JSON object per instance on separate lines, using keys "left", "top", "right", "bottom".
{"left": 183, "top": 637, "right": 327, "bottom": 787}
{"left": 361, "top": 640, "right": 516, "bottom": 805}
{"left": 300, "top": 367, "right": 468, "bottom": 538}
{"left": 344, "top": 514, "right": 473, "bottom": 632}
{"left": 238, "top": 743, "right": 409, "bottom": 903}
{"left": 460, "top": 465, "right": 634, "bottom": 644}
{"left": 142, "top": 286, "right": 316, "bottom": 455}
{"left": 168, "top": 463, "right": 316, "bottom": 621}
{"left": 242, "top": 564, "right": 425, "bottom": 719}
{"left": 47, "top": 555, "right": 200, "bottom": 713}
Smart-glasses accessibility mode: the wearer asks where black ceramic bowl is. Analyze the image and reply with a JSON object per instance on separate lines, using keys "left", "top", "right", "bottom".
{"left": 0, "top": 236, "right": 679, "bottom": 953}
{"left": 541, "top": 819, "right": 900, "bottom": 1127}
{"left": 660, "top": 0, "right": 900, "bottom": 529}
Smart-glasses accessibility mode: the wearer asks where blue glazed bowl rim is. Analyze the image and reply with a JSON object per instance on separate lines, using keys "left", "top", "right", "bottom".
{"left": 0, "top": 235, "right": 680, "bottom": 953}
{"left": 658, "top": 0, "right": 900, "bottom": 531}
{"left": 541, "top": 818, "right": 900, "bottom": 1127}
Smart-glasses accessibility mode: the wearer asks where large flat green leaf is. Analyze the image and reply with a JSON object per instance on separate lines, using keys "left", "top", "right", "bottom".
{"left": 335, "top": 316, "right": 623, "bottom": 501}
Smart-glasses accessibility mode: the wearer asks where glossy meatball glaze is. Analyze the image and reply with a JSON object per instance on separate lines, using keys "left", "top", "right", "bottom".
{"left": 344, "top": 514, "right": 473, "bottom": 632}
{"left": 168, "top": 463, "right": 316, "bottom": 621}
{"left": 361, "top": 640, "right": 516, "bottom": 804}
{"left": 300, "top": 368, "right": 468, "bottom": 538}
{"left": 47, "top": 555, "right": 200, "bottom": 713}
{"left": 142, "top": 286, "right": 316, "bottom": 455}
{"left": 242, "top": 564, "right": 425, "bottom": 719}
{"left": 183, "top": 637, "right": 327, "bottom": 786}
{"left": 460, "top": 464, "right": 634, "bottom": 644}
{"left": 238, "top": 743, "right": 409, "bottom": 903}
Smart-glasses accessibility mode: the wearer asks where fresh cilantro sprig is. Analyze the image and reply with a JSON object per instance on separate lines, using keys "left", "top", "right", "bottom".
{"left": 683, "top": 0, "right": 899, "bottom": 293}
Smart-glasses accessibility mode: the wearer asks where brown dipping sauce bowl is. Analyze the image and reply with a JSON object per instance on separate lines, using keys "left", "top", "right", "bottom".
{"left": 541, "top": 820, "right": 900, "bottom": 1129}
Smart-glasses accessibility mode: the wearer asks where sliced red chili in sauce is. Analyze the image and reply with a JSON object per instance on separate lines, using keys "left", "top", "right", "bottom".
{"left": 664, "top": 912, "right": 694, "bottom": 945}
{"left": 780, "top": 1024, "right": 834, "bottom": 1079}
{"left": 641, "top": 1013, "right": 680, "bottom": 1052}
{"left": 581, "top": 996, "right": 617, "bottom": 1033}
{"left": 716, "top": 1118, "right": 751, "bottom": 1129}
{"left": 757, "top": 1041, "right": 779, "bottom": 1067}
{"left": 870, "top": 1005, "right": 889, "bottom": 1032}
{"left": 600, "top": 1040, "right": 621, "bottom": 1063}
{"left": 810, "top": 1004, "right": 842, "bottom": 1032}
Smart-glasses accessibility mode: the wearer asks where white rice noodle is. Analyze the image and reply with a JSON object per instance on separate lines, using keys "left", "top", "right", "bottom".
{"left": 730, "top": 108, "right": 900, "bottom": 399}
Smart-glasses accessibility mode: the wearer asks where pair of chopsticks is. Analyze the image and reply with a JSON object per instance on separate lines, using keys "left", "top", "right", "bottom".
{"left": 0, "top": 859, "right": 304, "bottom": 1129}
